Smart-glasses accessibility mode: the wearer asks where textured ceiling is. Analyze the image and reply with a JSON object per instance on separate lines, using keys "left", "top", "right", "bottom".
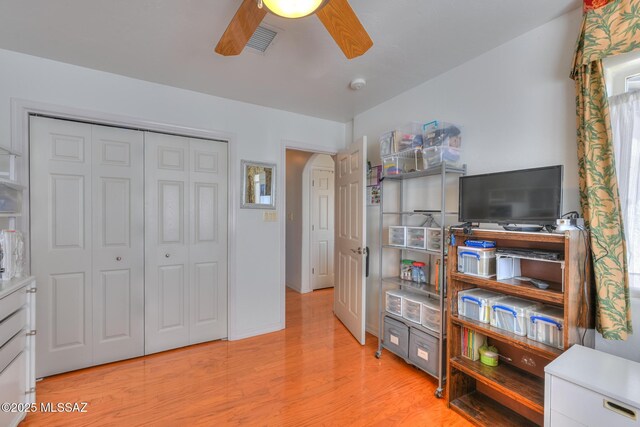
{"left": 0, "top": 0, "right": 580, "bottom": 122}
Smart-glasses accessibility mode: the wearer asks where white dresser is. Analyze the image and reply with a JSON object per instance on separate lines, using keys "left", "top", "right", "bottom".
{"left": 545, "top": 345, "right": 640, "bottom": 426}
{"left": 0, "top": 277, "right": 36, "bottom": 427}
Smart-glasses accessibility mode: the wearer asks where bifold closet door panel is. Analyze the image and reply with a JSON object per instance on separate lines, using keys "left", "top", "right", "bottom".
{"left": 91, "top": 125, "right": 144, "bottom": 364}
{"left": 144, "top": 132, "right": 190, "bottom": 354}
{"left": 31, "top": 117, "right": 94, "bottom": 377}
{"left": 188, "top": 138, "right": 228, "bottom": 344}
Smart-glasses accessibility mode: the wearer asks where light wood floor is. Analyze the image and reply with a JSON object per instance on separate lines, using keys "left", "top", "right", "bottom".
{"left": 23, "top": 288, "right": 470, "bottom": 426}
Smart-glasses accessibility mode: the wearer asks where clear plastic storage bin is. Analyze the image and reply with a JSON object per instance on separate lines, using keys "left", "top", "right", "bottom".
{"left": 422, "top": 146, "right": 461, "bottom": 169}
{"left": 526, "top": 305, "right": 564, "bottom": 349}
{"left": 0, "top": 186, "right": 21, "bottom": 214}
{"left": 458, "top": 288, "right": 506, "bottom": 324}
{"left": 421, "top": 297, "right": 444, "bottom": 332}
{"left": 385, "top": 289, "right": 410, "bottom": 316}
{"left": 406, "top": 227, "right": 428, "bottom": 250}
{"left": 457, "top": 246, "right": 496, "bottom": 278}
{"left": 422, "top": 121, "right": 462, "bottom": 148}
{"left": 427, "top": 228, "right": 443, "bottom": 252}
{"left": 388, "top": 226, "right": 406, "bottom": 247}
{"left": 379, "top": 122, "right": 424, "bottom": 157}
{"left": 382, "top": 149, "right": 423, "bottom": 176}
{"left": 402, "top": 293, "right": 430, "bottom": 324}
{"left": 490, "top": 297, "right": 541, "bottom": 336}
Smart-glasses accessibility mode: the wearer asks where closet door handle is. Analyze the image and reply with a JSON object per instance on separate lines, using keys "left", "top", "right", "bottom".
{"left": 116, "top": 257, "right": 122, "bottom": 261}
{"left": 165, "top": 254, "right": 170, "bottom": 258}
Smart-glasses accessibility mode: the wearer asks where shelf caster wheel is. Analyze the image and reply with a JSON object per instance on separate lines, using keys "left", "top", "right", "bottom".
{"left": 375, "top": 350, "right": 382, "bottom": 359}
{"left": 435, "top": 389, "right": 443, "bottom": 399}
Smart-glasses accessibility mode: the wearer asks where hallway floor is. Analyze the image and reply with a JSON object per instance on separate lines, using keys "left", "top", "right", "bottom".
{"left": 23, "top": 288, "right": 470, "bottom": 426}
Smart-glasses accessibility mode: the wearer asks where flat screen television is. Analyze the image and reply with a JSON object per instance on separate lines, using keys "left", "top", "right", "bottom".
{"left": 458, "top": 165, "right": 563, "bottom": 227}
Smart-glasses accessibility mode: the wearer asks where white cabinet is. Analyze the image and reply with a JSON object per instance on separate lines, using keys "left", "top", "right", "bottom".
{"left": 545, "top": 345, "right": 640, "bottom": 426}
{"left": 0, "top": 277, "right": 36, "bottom": 427}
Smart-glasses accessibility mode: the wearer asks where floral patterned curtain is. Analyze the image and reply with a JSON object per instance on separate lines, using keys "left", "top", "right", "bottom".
{"left": 571, "top": 0, "right": 640, "bottom": 340}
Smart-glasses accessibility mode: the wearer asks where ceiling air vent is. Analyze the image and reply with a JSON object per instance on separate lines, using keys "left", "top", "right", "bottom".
{"left": 246, "top": 25, "right": 278, "bottom": 53}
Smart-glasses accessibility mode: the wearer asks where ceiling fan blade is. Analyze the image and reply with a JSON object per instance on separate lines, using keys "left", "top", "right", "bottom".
{"left": 215, "top": 0, "right": 267, "bottom": 56}
{"left": 316, "top": 0, "right": 373, "bottom": 59}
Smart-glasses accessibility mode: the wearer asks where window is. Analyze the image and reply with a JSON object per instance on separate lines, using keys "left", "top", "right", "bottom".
{"left": 609, "top": 91, "right": 640, "bottom": 292}
{"left": 626, "top": 73, "right": 640, "bottom": 93}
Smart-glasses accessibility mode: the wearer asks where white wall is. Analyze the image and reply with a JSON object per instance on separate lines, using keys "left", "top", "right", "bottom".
{"left": 285, "top": 149, "right": 313, "bottom": 292}
{"left": 356, "top": 9, "right": 584, "bottom": 338}
{"left": 0, "top": 47, "right": 345, "bottom": 340}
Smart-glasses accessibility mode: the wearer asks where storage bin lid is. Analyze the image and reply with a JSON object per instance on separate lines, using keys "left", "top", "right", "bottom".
{"left": 491, "top": 296, "right": 540, "bottom": 311}
{"left": 458, "top": 246, "right": 496, "bottom": 253}
{"left": 527, "top": 305, "right": 563, "bottom": 322}
{"left": 422, "top": 146, "right": 461, "bottom": 154}
{"left": 458, "top": 288, "right": 504, "bottom": 300}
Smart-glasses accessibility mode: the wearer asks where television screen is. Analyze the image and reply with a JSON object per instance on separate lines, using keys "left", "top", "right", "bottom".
{"left": 459, "top": 165, "right": 563, "bottom": 225}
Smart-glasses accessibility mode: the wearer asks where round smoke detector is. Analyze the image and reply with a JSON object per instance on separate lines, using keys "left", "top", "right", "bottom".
{"left": 350, "top": 78, "right": 366, "bottom": 91}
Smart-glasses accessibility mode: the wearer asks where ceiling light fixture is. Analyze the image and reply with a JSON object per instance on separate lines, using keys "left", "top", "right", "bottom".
{"left": 258, "top": 0, "right": 329, "bottom": 19}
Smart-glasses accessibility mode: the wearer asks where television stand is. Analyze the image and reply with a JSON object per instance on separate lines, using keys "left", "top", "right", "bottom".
{"left": 501, "top": 224, "right": 544, "bottom": 232}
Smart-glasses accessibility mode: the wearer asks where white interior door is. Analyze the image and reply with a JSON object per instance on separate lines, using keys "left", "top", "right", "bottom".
{"left": 334, "top": 137, "right": 367, "bottom": 345}
{"left": 311, "top": 168, "right": 335, "bottom": 290}
{"left": 91, "top": 125, "right": 144, "bottom": 365}
{"left": 31, "top": 117, "right": 94, "bottom": 377}
{"left": 144, "top": 132, "right": 190, "bottom": 354}
{"left": 188, "top": 138, "right": 228, "bottom": 344}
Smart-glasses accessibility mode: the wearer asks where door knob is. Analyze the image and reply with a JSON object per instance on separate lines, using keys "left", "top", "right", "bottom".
{"left": 165, "top": 254, "right": 170, "bottom": 258}
{"left": 116, "top": 257, "right": 122, "bottom": 261}
{"left": 350, "top": 247, "right": 363, "bottom": 254}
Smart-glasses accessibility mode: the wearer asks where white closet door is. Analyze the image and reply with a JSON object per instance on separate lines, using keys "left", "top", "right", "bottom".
{"left": 31, "top": 117, "right": 94, "bottom": 377}
{"left": 91, "top": 125, "right": 144, "bottom": 364}
{"left": 144, "top": 132, "right": 190, "bottom": 354}
{"left": 188, "top": 138, "right": 228, "bottom": 344}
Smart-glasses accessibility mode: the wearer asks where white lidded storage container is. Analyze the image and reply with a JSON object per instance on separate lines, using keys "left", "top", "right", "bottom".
{"left": 457, "top": 288, "right": 506, "bottom": 324}
{"left": 527, "top": 305, "right": 564, "bottom": 349}
{"left": 496, "top": 254, "right": 521, "bottom": 280}
{"left": 388, "top": 226, "right": 406, "bottom": 247}
{"left": 406, "top": 227, "right": 428, "bottom": 250}
{"left": 490, "top": 297, "right": 541, "bottom": 336}
{"left": 402, "top": 293, "right": 430, "bottom": 324}
{"left": 421, "top": 297, "right": 444, "bottom": 332}
{"left": 457, "top": 246, "right": 496, "bottom": 278}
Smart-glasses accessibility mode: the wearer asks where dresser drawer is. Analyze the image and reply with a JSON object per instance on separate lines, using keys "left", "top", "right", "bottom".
{"left": 549, "top": 410, "right": 584, "bottom": 426}
{"left": 0, "top": 287, "right": 26, "bottom": 322}
{"left": 551, "top": 376, "right": 640, "bottom": 426}
{"left": 0, "top": 308, "right": 26, "bottom": 348}
{"left": 0, "top": 351, "right": 27, "bottom": 427}
{"left": 0, "top": 329, "right": 25, "bottom": 374}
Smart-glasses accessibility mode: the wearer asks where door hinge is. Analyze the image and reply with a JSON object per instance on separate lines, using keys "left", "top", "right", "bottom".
{"left": 312, "top": 180, "right": 315, "bottom": 186}
{"left": 26, "top": 330, "right": 36, "bottom": 336}
{"left": 26, "top": 288, "right": 36, "bottom": 293}
{"left": 312, "top": 268, "right": 315, "bottom": 274}
{"left": 312, "top": 225, "right": 315, "bottom": 231}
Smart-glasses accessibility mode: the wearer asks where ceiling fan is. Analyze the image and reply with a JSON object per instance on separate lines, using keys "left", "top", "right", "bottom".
{"left": 215, "top": 0, "right": 373, "bottom": 59}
